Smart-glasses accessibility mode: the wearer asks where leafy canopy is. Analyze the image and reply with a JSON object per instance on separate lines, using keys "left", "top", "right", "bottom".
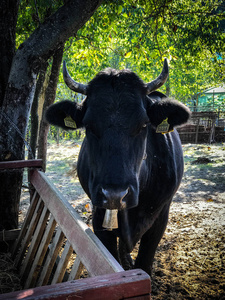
{"left": 16, "top": 0, "right": 225, "bottom": 103}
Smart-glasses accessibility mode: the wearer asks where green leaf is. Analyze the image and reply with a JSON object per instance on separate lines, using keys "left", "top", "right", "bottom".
{"left": 117, "top": 5, "right": 123, "bottom": 14}
{"left": 124, "top": 51, "right": 132, "bottom": 58}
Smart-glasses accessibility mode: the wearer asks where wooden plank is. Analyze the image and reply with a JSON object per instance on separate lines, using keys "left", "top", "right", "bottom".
{"left": 0, "top": 269, "right": 151, "bottom": 300}
{"left": 51, "top": 240, "right": 73, "bottom": 284}
{"left": 12, "top": 192, "right": 39, "bottom": 257}
{"left": 124, "top": 296, "right": 150, "bottom": 300}
{"left": 0, "top": 159, "right": 43, "bottom": 170}
{"left": 209, "top": 120, "right": 216, "bottom": 144}
{"left": 195, "top": 118, "right": 200, "bottom": 143}
{"left": 68, "top": 256, "right": 84, "bottom": 281}
{"left": 178, "top": 131, "right": 198, "bottom": 135}
{"left": 0, "top": 229, "right": 20, "bottom": 242}
{"left": 30, "top": 170, "right": 123, "bottom": 276}
{"left": 24, "top": 215, "right": 57, "bottom": 289}
{"left": 20, "top": 206, "right": 50, "bottom": 283}
{"left": 37, "top": 228, "right": 65, "bottom": 287}
{"left": 14, "top": 197, "right": 44, "bottom": 268}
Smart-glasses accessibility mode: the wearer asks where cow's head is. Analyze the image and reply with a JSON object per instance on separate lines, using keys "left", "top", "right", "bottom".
{"left": 46, "top": 59, "right": 190, "bottom": 210}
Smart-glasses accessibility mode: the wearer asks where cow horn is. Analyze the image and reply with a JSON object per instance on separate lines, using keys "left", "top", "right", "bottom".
{"left": 63, "top": 61, "right": 88, "bottom": 95}
{"left": 146, "top": 58, "right": 169, "bottom": 94}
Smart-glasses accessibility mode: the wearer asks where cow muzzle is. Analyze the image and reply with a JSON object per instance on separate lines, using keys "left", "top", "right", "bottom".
{"left": 101, "top": 188, "right": 129, "bottom": 210}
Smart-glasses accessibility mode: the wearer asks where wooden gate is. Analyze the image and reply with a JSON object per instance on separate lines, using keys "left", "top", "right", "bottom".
{"left": 0, "top": 160, "right": 151, "bottom": 300}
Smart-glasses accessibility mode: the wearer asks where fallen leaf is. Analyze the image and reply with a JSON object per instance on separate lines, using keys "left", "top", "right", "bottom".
{"left": 85, "top": 203, "right": 92, "bottom": 212}
{"left": 206, "top": 198, "right": 213, "bottom": 202}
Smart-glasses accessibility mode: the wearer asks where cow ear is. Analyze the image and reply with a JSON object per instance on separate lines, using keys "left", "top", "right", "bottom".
{"left": 147, "top": 99, "right": 191, "bottom": 132}
{"left": 45, "top": 100, "right": 86, "bottom": 130}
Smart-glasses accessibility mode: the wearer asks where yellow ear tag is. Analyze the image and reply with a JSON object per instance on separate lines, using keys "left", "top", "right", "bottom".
{"left": 156, "top": 118, "right": 170, "bottom": 134}
{"left": 64, "top": 116, "right": 77, "bottom": 129}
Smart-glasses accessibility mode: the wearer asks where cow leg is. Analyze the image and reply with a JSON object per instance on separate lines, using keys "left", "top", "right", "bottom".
{"left": 118, "top": 238, "right": 134, "bottom": 270}
{"left": 134, "top": 202, "right": 170, "bottom": 275}
{"left": 92, "top": 207, "right": 119, "bottom": 261}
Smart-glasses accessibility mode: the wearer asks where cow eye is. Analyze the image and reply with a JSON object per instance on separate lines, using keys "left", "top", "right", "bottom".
{"left": 135, "top": 123, "right": 148, "bottom": 136}
{"left": 141, "top": 122, "right": 149, "bottom": 131}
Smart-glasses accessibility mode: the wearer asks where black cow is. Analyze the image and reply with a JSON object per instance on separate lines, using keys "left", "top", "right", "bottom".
{"left": 46, "top": 59, "right": 190, "bottom": 275}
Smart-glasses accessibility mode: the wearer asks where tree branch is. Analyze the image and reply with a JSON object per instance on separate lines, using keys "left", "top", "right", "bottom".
{"left": 9, "top": 0, "right": 103, "bottom": 86}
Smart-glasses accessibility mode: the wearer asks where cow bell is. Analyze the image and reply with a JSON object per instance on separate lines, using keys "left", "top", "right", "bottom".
{"left": 102, "top": 209, "right": 118, "bottom": 231}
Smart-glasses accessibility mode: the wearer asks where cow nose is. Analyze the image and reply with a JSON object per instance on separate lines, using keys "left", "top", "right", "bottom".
{"left": 102, "top": 188, "right": 129, "bottom": 209}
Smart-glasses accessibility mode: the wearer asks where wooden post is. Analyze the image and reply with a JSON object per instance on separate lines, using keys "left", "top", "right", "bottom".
{"left": 195, "top": 118, "right": 200, "bottom": 143}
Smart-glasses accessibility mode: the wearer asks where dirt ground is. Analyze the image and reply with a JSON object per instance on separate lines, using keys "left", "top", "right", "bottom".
{"left": 150, "top": 144, "right": 225, "bottom": 300}
{"left": 4, "top": 142, "right": 225, "bottom": 299}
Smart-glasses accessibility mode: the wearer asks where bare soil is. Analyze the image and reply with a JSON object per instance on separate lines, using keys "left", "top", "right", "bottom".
{"left": 150, "top": 144, "right": 225, "bottom": 300}
{"left": 10, "top": 142, "right": 225, "bottom": 298}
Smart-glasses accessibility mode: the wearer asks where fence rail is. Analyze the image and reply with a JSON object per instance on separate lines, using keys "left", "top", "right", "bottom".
{"left": 177, "top": 110, "right": 225, "bottom": 144}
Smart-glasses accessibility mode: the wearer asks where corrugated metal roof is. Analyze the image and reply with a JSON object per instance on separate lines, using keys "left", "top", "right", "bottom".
{"left": 204, "top": 85, "right": 225, "bottom": 94}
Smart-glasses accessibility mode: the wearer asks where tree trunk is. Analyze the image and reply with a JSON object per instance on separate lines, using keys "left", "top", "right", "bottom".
{"left": 0, "top": 0, "right": 103, "bottom": 231}
{"left": 0, "top": 72, "right": 37, "bottom": 231}
{"left": 29, "top": 61, "right": 49, "bottom": 160}
{"left": 28, "top": 61, "right": 49, "bottom": 198}
{"left": 0, "top": 0, "right": 19, "bottom": 106}
{"left": 38, "top": 44, "right": 64, "bottom": 171}
{"left": 0, "top": 0, "right": 22, "bottom": 233}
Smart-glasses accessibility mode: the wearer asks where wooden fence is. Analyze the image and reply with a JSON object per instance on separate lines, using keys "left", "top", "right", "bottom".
{"left": 0, "top": 161, "right": 151, "bottom": 299}
{"left": 177, "top": 111, "right": 225, "bottom": 143}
